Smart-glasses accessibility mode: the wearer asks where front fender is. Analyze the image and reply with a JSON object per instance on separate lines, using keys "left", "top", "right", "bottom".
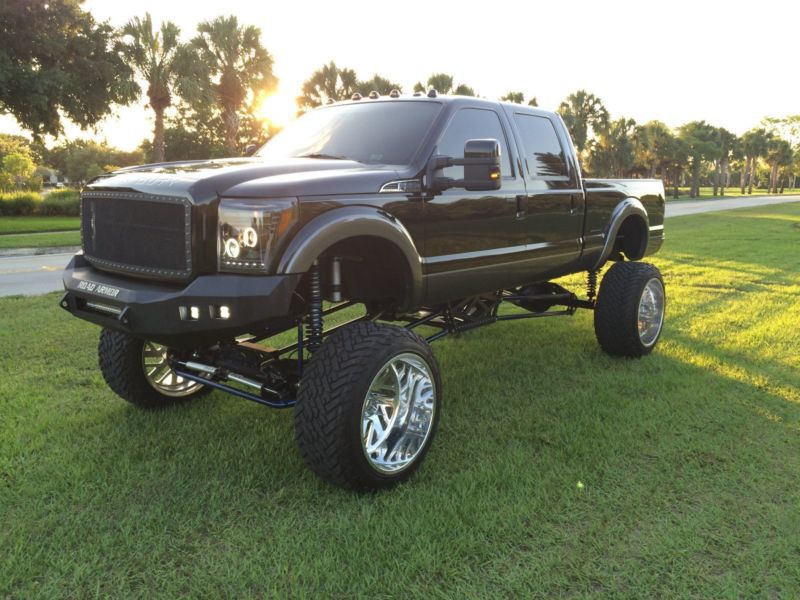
{"left": 591, "top": 198, "right": 650, "bottom": 271}
{"left": 276, "top": 206, "right": 424, "bottom": 307}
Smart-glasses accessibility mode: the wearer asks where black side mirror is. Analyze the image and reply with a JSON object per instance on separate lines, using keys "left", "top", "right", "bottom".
{"left": 243, "top": 144, "right": 258, "bottom": 157}
{"left": 427, "top": 138, "right": 502, "bottom": 193}
{"left": 462, "top": 139, "right": 501, "bottom": 191}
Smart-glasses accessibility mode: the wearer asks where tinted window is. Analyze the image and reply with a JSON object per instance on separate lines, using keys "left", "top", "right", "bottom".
{"left": 258, "top": 101, "right": 441, "bottom": 165}
{"left": 438, "top": 108, "right": 513, "bottom": 179}
{"left": 514, "top": 114, "right": 568, "bottom": 177}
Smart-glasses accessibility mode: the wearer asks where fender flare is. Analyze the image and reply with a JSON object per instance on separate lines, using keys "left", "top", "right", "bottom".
{"left": 276, "top": 206, "right": 424, "bottom": 308}
{"left": 591, "top": 198, "right": 650, "bottom": 271}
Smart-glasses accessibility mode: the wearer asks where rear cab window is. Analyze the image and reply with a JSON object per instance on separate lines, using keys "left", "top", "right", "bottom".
{"left": 513, "top": 113, "right": 571, "bottom": 181}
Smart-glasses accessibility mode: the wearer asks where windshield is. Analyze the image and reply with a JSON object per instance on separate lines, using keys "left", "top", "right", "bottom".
{"left": 257, "top": 101, "right": 441, "bottom": 165}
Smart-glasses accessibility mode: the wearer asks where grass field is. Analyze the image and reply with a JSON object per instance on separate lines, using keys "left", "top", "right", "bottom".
{"left": 0, "top": 216, "right": 81, "bottom": 235}
{"left": 0, "top": 231, "right": 81, "bottom": 249}
{"left": 1, "top": 205, "right": 799, "bottom": 597}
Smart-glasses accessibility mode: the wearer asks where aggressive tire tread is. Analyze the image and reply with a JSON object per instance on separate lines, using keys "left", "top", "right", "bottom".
{"left": 294, "top": 320, "right": 441, "bottom": 491}
{"left": 593, "top": 261, "right": 665, "bottom": 357}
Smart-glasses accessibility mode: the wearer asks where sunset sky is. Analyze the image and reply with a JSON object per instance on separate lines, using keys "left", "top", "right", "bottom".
{"left": 2, "top": 0, "right": 797, "bottom": 150}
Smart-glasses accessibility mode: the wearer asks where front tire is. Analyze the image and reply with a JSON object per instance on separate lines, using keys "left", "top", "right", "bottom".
{"left": 294, "top": 321, "right": 441, "bottom": 491}
{"left": 98, "top": 329, "right": 210, "bottom": 408}
{"left": 594, "top": 262, "right": 666, "bottom": 357}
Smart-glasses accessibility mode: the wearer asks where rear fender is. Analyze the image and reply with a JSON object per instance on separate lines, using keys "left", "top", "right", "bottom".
{"left": 591, "top": 198, "right": 649, "bottom": 271}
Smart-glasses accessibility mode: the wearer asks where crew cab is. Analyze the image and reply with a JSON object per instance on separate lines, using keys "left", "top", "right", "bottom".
{"left": 61, "top": 92, "right": 666, "bottom": 491}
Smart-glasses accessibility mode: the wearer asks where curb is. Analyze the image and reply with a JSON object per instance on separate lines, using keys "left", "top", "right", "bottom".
{"left": 0, "top": 246, "right": 81, "bottom": 258}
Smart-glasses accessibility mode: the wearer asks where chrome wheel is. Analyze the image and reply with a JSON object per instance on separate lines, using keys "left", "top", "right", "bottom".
{"left": 142, "top": 342, "right": 204, "bottom": 397}
{"left": 361, "top": 353, "right": 437, "bottom": 475}
{"left": 638, "top": 278, "right": 665, "bottom": 347}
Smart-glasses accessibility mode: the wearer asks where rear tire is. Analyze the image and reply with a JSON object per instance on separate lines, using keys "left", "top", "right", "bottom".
{"left": 594, "top": 262, "right": 665, "bottom": 357}
{"left": 98, "top": 329, "right": 210, "bottom": 408}
{"left": 294, "top": 321, "right": 441, "bottom": 491}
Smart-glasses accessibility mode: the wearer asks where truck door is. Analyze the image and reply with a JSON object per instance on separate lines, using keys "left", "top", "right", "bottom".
{"left": 511, "top": 112, "right": 584, "bottom": 275}
{"left": 423, "top": 107, "right": 530, "bottom": 302}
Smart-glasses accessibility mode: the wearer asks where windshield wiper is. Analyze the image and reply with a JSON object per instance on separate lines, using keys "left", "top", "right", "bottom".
{"left": 298, "top": 153, "right": 351, "bottom": 160}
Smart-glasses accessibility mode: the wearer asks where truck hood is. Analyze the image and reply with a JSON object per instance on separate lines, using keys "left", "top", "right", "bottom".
{"left": 86, "top": 157, "right": 404, "bottom": 203}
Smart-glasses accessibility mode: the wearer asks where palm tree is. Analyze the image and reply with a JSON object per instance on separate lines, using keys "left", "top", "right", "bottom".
{"left": 712, "top": 128, "right": 736, "bottom": 197}
{"left": 412, "top": 74, "right": 476, "bottom": 96}
{"left": 678, "top": 121, "right": 718, "bottom": 198}
{"left": 500, "top": 92, "right": 538, "bottom": 106}
{"left": 119, "top": 14, "right": 187, "bottom": 163}
{"left": 557, "top": 90, "right": 609, "bottom": 156}
{"left": 633, "top": 121, "right": 673, "bottom": 178}
{"left": 588, "top": 118, "right": 637, "bottom": 178}
{"left": 191, "top": 16, "right": 275, "bottom": 156}
{"left": 357, "top": 74, "right": 402, "bottom": 97}
{"left": 739, "top": 129, "right": 770, "bottom": 194}
{"left": 766, "top": 138, "right": 793, "bottom": 194}
{"left": 298, "top": 62, "right": 358, "bottom": 109}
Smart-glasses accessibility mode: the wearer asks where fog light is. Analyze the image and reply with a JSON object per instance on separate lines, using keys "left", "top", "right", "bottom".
{"left": 179, "top": 306, "right": 201, "bottom": 321}
{"left": 211, "top": 305, "right": 231, "bottom": 320}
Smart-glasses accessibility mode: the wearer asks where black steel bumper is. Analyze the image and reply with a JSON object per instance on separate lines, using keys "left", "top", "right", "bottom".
{"left": 60, "top": 254, "right": 302, "bottom": 348}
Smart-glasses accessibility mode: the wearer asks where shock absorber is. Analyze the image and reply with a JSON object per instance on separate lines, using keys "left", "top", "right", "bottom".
{"left": 306, "top": 260, "right": 323, "bottom": 352}
{"left": 587, "top": 270, "right": 598, "bottom": 302}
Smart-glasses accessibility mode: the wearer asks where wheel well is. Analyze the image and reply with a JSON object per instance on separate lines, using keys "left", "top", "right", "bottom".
{"left": 294, "top": 236, "right": 413, "bottom": 312}
{"left": 612, "top": 215, "right": 648, "bottom": 261}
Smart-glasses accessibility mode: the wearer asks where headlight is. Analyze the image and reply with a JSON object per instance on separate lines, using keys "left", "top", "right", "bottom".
{"left": 218, "top": 198, "right": 297, "bottom": 273}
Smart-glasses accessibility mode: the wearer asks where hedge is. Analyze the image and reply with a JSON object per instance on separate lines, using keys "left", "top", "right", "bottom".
{"left": 0, "top": 190, "right": 81, "bottom": 216}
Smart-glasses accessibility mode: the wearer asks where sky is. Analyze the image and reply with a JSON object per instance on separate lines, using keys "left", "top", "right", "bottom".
{"left": 2, "top": 0, "right": 798, "bottom": 150}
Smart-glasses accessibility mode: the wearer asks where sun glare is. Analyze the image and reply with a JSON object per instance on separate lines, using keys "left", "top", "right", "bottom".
{"left": 256, "top": 90, "right": 299, "bottom": 128}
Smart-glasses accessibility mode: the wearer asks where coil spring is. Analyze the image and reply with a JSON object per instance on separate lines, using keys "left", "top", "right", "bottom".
{"left": 587, "top": 270, "right": 598, "bottom": 302}
{"left": 306, "top": 261, "right": 323, "bottom": 352}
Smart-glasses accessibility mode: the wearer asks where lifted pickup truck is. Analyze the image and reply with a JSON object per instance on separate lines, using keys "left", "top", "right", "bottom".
{"left": 61, "top": 91, "right": 666, "bottom": 490}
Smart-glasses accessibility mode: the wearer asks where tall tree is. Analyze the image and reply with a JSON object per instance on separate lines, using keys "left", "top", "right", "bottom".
{"left": 588, "top": 118, "right": 637, "bottom": 178}
{"left": 0, "top": 0, "right": 137, "bottom": 137}
{"left": 298, "top": 62, "right": 358, "bottom": 109}
{"left": 739, "top": 129, "right": 770, "bottom": 194}
{"left": 557, "top": 90, "right": 609, "bottom": 156}
{"left": 357, "top": 75, "right": 402, "bottom": 96}
{"left": 119, "top": 14, "right": 193, "bottom": 163}
{"left": 500, "top": 92, "right": 538, "bottom": 106}
{"left": 712, "top": 128, "right": 737, "bottom": 196}
{"left": 633, "top": 121, "right": 674, "bottom": 178}
{"left": 765, "top": 138, "right": 793, "bottom": 194}
{"left": 413, "top": 74, "right": 476, "bottom": 96}
{"left": 190, "top": 15, "right": 276, "bottom": 155}
{"left": 678, "top": 121, "right": 718, "bottom": 198}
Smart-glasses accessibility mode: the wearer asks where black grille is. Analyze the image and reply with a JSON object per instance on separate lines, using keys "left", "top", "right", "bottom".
{"left": 81, "top": 191, "right": 192, "bottom": 279}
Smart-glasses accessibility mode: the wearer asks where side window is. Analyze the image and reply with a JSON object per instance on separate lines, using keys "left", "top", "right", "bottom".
{"left": 438, "top": 108, "right": 513, "bottom": 179}
{"left": 514, "top": 114, "right": 569, "bottom": 178}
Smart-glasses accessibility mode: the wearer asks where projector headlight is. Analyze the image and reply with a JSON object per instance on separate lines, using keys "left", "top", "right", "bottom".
{"left": 218, "top": 197, "right": 298, "bottom": 273}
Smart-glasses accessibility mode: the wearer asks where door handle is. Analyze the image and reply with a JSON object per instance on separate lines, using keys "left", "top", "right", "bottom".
{"left": 515, "top": 195, "right": 525, "bottom": 218}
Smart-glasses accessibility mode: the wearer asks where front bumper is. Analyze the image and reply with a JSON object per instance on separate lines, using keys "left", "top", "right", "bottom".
{"left": 61, "top": 254, "right": 302, "bottom": 348}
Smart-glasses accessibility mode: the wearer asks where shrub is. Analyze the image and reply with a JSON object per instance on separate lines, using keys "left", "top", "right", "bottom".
{"left": 47, "top": 188, "right": 80, "bottom": 202}
{"left": 39, "top": 194, "right": 80, "bottom": 216}
{"left": 0, "top": 192, "right": 41, "bottom": 216}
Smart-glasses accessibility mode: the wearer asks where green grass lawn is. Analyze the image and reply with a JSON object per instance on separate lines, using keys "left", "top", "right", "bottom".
{"left": 2, "top": 205, "right": 799, "bottom": 597}
{"left": 0, "top": 230, "right": 81, "bottom": 249}
{"left": 0, "top": 216, "right": 81, "bottom": 235}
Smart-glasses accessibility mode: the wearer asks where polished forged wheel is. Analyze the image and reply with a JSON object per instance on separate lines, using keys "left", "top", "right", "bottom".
{"left": 361, "top": 353, "right": 437, "bottom": 474}
{"left": 295, "top": 321, "right": 441, "bottom": 491}
{"left": 142, "top": 341, "right": 205, "bottom": 397}
{"left": 594, "top": 261, "right": 666, "bottom": 357}
{"left": 99, "top": 329, "right": 210, "bottom": 408}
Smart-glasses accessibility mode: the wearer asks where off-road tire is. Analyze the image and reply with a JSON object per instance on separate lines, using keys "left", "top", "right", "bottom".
{"left": 294, "top": 321, "right": 442, "bottom": 491}
{"left": 594, "top": 261, "right": 665, "bottom": 357}
{"left": 98, "top": 328, "right": 210, "bottom": 408}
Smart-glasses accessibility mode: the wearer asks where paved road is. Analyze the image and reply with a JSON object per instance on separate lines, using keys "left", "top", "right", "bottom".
{"left": 0, "top": 252, "right": 72, "bottom": 297}
{"left": 665, "top": 194, "right": 800, "bottom": 217}
{"left": 1, "top": 195, "right": 799, "bottom": 297}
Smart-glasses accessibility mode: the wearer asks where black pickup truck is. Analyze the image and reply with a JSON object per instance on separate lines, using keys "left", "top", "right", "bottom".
{"left": 61, "top": 92, "right": 666, "bottom": 490}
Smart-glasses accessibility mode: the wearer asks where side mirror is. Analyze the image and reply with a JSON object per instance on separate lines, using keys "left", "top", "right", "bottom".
{"left": 243, "top": 144, "right": 258, "bottom": 157}
{"left": 462, "top": 139, "right": 501, "bottom": 191}
{"left": 427, "top": 139, "right": 502, "bottom": 193}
